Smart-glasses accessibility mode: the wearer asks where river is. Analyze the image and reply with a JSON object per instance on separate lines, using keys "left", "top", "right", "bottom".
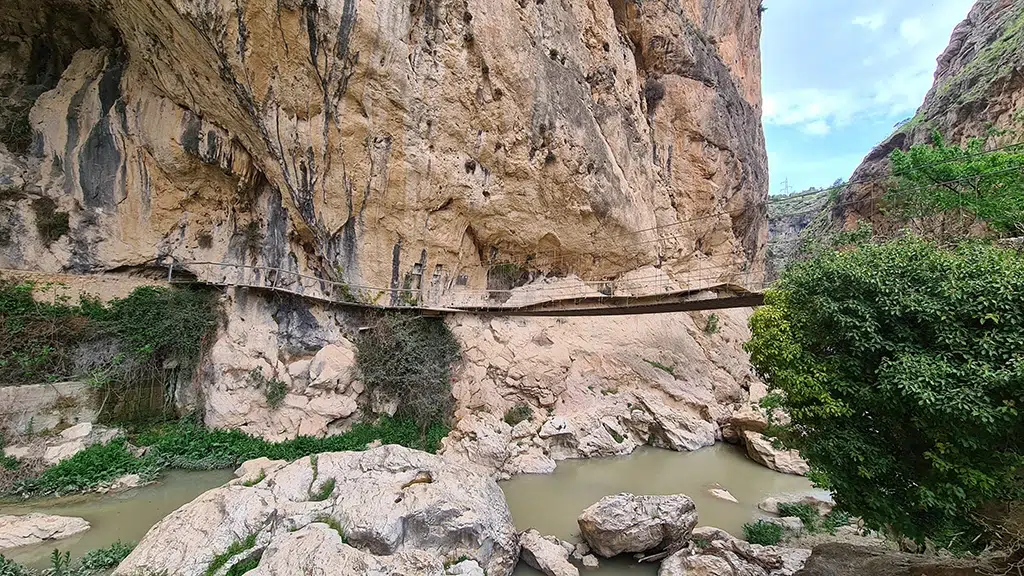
{"left": 1, "top": 445, "right": 817, "bottom": 573}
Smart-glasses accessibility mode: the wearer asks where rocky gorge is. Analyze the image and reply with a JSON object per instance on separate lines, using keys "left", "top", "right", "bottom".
{"left": 0, "top": 0, "right": 789, "bottom": 480}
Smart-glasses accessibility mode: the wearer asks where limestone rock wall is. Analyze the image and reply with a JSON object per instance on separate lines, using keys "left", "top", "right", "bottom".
{"left": 834, "top": 0, "right": 1024, "bottom": 232}
{"left": 1, "top": 0, "right": 767, "bottom": 294}
{"left": 0, "top": 0, "right": 770, "bottom": 470}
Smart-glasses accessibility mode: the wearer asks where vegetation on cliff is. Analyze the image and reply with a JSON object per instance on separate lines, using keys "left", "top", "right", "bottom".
{"left": 0, "top": 279, "right": 218, "bottom": 421}
{"left": 747, "top": 237, "right": 1024, "bottom": 551}
{"left": 355, "top": 314, "right": 460, "bottom": 430}
{"left": 885, "top": 133, "right": 1024, "bottom": 237}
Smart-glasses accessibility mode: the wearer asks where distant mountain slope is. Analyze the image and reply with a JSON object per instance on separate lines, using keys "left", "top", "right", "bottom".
{"left": 765, "top": 188, "right": 831, "bottom": 281}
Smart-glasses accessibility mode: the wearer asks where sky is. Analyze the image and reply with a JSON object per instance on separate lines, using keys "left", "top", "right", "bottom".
{"left": 760, "top": 0, "right": 976, "bottom": 195}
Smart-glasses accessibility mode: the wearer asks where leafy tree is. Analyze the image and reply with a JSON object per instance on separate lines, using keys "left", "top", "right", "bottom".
{"left": 746, "top": 237, "right": 1024, "bottom": 549}
{"left": 885, "top": 132, "right": 1024, "bottom": 237}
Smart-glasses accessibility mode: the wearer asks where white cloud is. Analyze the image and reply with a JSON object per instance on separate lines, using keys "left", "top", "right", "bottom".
{"left": 763, "top": 89, "right": 858, "bottom": 131}
{"left": 899, "top": 18, "right": 927, "bottom": 46}
{"left": 853, "top": 13, "right": 886, "bottom": 31}
{"left": 803, "top": 120, "right": 832, "bottom": 136}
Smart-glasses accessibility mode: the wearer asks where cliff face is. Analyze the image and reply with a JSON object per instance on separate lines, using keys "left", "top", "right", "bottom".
{"left": 0, "top": 0, "right": 767, "bottom": 293}
{"left": 0, "top": 0, "right": 769, "bottom": 466}
{"left": 835, "top": 0, "right": 1024, "bottom": 231}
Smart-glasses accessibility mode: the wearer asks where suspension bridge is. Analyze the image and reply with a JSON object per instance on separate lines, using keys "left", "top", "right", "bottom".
{"left": 162, "top": 259, "right": 766, "bottom": 317}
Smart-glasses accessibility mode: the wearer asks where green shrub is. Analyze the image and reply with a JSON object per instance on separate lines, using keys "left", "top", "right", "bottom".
{"left": 742, "top": 520, "right": 782, "bottom": 546}
{"left": 248, "top": 370, "right": 287, "bottom": 410}
{"left": 777, "top": 502, "right": 819, "bottom": 530}
{"left": 80, "top": 541, "right": 135, "bottom": 569}
{"left": 747, "top": 237, "right": 1024, "bottom": 550}
{"left": 704, "top": 313, "right": 719, "bottom": 335}
{"left": 355, "top": 314, "right": 460, "bottom": 429}
{"left": 821, "top": 510, "right": 852, "bottom": 535}
{"left": 886, "top": 133, "right": 1024, "bottom": 237}
{"left": 31, "top": 197, "right": 69, "bottom": 246}
{"left": 503, "top": 404, "right": 533, "bottom": 427}
{"left": 0, "top": 280, "right": 218, "bottom": 415}
{"left": 0, "top": 555, "right": 33, "bottom": 576}
{"left": 0, "top": 99, "right": 33, "bottom": 155}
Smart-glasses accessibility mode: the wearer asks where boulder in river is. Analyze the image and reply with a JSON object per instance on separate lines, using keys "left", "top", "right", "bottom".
{"left": 0, "top": 514, "right": 91, "bottom": 550}
{"left": 742, "top": 431, "right": 810, "bottom": 476}
{"left": 519, "top": 529, "right": 579, "bottom": 576}
{"left": 577, "top": 493, "right": 697, "bottom": 558}
{"left": 114, "top": 445, "right": 519, "bottom": 576}
{"left": 662, "top": 526, "right": 811, "bottom": 576}
{"left": 758, "top": 495, "right": 833, "bottom": 516}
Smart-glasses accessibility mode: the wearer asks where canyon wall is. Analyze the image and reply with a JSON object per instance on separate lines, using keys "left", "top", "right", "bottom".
{"left": 0, "top": 0, "right": 769, "bottom": 471}
{"left": 833, "top": 0, "right": 1024, "bottom": 232}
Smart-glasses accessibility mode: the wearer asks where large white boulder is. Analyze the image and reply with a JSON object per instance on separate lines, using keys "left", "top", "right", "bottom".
{"left": 742, "top": 431, "right": 809, "bottom": 476}
{"left": 0, "top": 514, "right": 91, "bottom": 550}
{"left": 114, "top": 445, "right": 519, "bottom": 576}
{"left": 519, "top": 530, "right": 579, "bottom": 576}
{"left": 577, "top": 493, "right": 697, "bottom": 558}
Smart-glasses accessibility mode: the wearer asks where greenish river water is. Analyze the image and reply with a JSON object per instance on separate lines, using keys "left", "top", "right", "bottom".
{"left": 1, "top": 444, "right": 818, "bottom": 574}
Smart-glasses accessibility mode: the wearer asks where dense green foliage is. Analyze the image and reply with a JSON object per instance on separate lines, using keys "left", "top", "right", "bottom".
{"left": 0, "top": 555, "right": 33, "bottom": 576}
{"left": 0, "top": 280, "right": 217, "bottom": 399}
{"left": 355, "top": 314, "right": 460, "bottom": 429}
{"left": 15, "top": 439, "right": 158, "bottom": 496}
{"left": 747, "top": 237, "right": 1024, "bottom": 548}
{"left": 776, "top": 502, "right": 818, "bottom": 528}
{"left": 79, "top": 541, "right": 135, "bottom": 570}
{"left": 8, "top": 416, "right": 448, "bottom": 497}
{"left": 742, "top": 520, "right": 782, "bottom": 546}
{"left": 886, "top": 134, "right": 1024, "bottom": 236}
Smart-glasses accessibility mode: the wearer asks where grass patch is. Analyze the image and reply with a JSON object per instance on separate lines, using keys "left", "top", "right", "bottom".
{"left": 248, "top": 369, "right": 287, "bottom": 410}
{"left": 643, "top": 359, "right": 674, "bottom": 375}
{"left": 822, "top": 510, "right": 852, "bottom": 535}
{"left": 6, "top": 416, "right": 450, "bottom": 498}
{"left": 309, "top": 477, "right": 335, "bottom": 502}
{"left": 503, "top": 404, "right": 533, "bottom": 427}
{"left": 692, "top": 537, "right": 710, "bottom": 549}
{"left": 314, "top": 514, "right": 346, "bottom": 541}
{"left": 742, "top": 520, "right": 782, "bottom": 546}
{"left": 80, "top": 541, "right": 135, "bottom": 570}
{"left": 777, "top": 502, "right": 819, "bottom": 528}
{"left": 224, "top": 555, "right": 260, "bottom": 575}
{"left": 205, "top": 533, "right": 257, "bottom": 576}
{"left": 240, "top": 469, "right": 266, "bottom": 487}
